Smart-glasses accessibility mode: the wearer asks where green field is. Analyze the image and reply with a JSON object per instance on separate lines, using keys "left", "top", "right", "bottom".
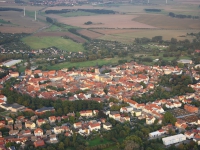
{"left": 47, "top": 56, "right": 132, "bottom": 70}
{"left": 60, "top": 11, "right": 97, "bottom": 17}
{"left": 22, "top": 36, "right": 85, "bottom": 52}
{"left": 0, "top": 19, "right": 11, "bottom": 24}
{"left": 45, "top": 24, "right": 79, "bottom": 32}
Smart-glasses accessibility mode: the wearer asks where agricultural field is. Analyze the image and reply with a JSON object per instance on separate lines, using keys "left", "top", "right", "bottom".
{"left": 0, "top": 11, "right": 46, "bottom": 33}
{"left": 133, "top": 14, "right": 200, "bottom": 29}
{"left": 22, "top": 36, "right": 85, "bottom": 52}
{"left": 48, "top": 14, "right": 157, "bottom": 29}
{"left": 34, "top": 31, "right": 86, "bottom": 43}
{"left": 77, "top": 29, "right": 103, "bottom": 39}
{"left": 97, "top": 29, "right": 199, "bottom": 43}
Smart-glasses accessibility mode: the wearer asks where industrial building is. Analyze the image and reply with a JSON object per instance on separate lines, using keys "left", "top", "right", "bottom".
{"left": 162, "top": 134, "right": 186, "bottom": 146}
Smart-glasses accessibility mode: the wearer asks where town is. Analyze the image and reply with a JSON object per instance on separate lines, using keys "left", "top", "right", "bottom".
{"left": 0, "top": 59, "right": 200, "bottom": 149}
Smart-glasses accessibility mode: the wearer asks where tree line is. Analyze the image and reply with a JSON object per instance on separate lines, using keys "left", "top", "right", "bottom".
{"left": 45, "top": 9, "right": 115, "bottom": 14}
{"left": 0, "top": 7, "right": 23, "bottom": 11}
{"left": 169, "top": 12, "right": 199, "bottom": 19}
{"left": 144, "top": 9, "right": 161, "bottom": 12}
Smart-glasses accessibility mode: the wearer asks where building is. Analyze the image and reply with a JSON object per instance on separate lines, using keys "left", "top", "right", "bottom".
{"left": 177, "top": 59, "right": 192, "bottom": 64}
{"left": 162, "top": 134, "right": 186, "bottom": 146}
{"left": 35, "top": 107, "right": 55, "bottom": 115}
{"left": 0, "top": 103, "right": 25, "bottom": 112}
{"left": 184, "top": 104, "right": 198, "bottom": 113}
{"left": 1, "top": 59, "right": 22, "bottom": 67}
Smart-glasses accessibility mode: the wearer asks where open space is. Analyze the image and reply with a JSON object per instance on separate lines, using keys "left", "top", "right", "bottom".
{"left": 22, "top": 36, "right": 85, "bottom": 52}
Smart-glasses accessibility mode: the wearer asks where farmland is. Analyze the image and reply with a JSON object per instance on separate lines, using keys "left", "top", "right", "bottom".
{"left": 22, "top": 36, "right": 85, "bottom": 52}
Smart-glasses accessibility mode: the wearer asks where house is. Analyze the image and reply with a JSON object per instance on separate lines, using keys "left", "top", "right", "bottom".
{"left": 34, "top": 128, "right": 43, "bottom": 136}
{"left": 0, "top": 95, "right": 7, "bottom": 102}
{"left": 65, "top": 131, "right": 72, "bottom": 137}
{"left": 131, "top": 109, "right": 142, "bottom": 117}
{"left": 78, "top": 127, "right": 90, "bottom": 136}
{"left": 14, "top": 123, "right": 22, "bottom": 130}
{"left": 149, "top": 130, "right": 166, "bottom": 138}
{"left": 9, "top": 130, "right": 19, "bottom": 136}
{"left": 6, "top": 118, "right": 14, "bottom": 125}
{"left": 53, "top": 126, "right": 64, "bottom": 134}
{"left": 34, "top": 140, "right": 45, "bottom": 148}
{"left": 35, "top": 107, "right": 55, "bottom": 115}
{"left": 103, "top": 122, "right": 112, "bottom": 130}
{"left": 120, "top": 106, "right": 133, "bottom": 113}
{"left": 50, "top": 134, "right": 58, "bottom": 143}
{"left": 184, "top": 131, "right": 194, "bottom": 139}
{"left": 80, "top": 110, "right": 93, "bottom": 117}
{"left": 25, "top": 121, "right": 36, "bottom": 129}
{"left": 193, "top": 134, "right": 200, "bottom": 145}
{"left": 162, "top": 134, "right": 186, "bottom": 146}
{"left": 184, "top": 104, "right": 198, "bottom": 113}
{"left": 36, "top": 119, "right": 46, "bottom": 127}
{"left": 9, "top": 72, "right": 19, "bottom": 78}
{"left": 177, "top": 59, "right": 192, "bottom": 64}
{"left": 88, "top": 122, "right": 101, "bottom": 131}
{"left": 74, "top": 122, "right": 82, "bottom": 129}
{"left": 146, "top": 116, "right": 156, "bottom": 125}
{"left": 49, "top": 116, "right": 57, "bottom": 124}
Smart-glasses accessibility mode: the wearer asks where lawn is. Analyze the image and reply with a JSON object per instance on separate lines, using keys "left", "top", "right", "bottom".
{"left": 47, "top": 56, "right": 133, "bottom": 70}
{"left": 22, "top": 36, "right": 85, "bottom": 52}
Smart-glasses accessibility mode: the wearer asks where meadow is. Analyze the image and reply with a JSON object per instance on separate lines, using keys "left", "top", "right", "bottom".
{"left": 47, "top": 56, "right": 132, "bottom": 70}
{"left": 22, "top": 36, "right": 85, "bottom": 52}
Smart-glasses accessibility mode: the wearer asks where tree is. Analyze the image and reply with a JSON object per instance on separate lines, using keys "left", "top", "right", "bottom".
{"left": 163, "top": 112, "right": 176, "bottom": 125}
{"left": 58, "top": 142, "right": 64, "bottom": 150}
{"left": 124, "top": 141, "right": 140, "bottom": 150}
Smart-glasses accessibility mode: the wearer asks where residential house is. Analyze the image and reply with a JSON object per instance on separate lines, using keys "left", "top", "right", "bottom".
{"left": 34, "top": 128, "right": 43, "bottom": 136}
{"left": 184, "top": 131, "right": 194, "bottom": 139}
{"left": 49, "top": 116, "right": 57, "bottom": 124}
{"left": 50, "top": 134, "right": 58, "bottom": 143}
{"left": 146, "top": 116, "right": 156, "bottom": 125}
{"left": 9, "top": 130, "right": 19, "bottom": 136}
{"left": 88, "top": 122, "right": 101, "bottom": 131}
{"left": 34, "top": 140, "right": 45, "bottom": 148}
{"left": 184, "top": 104, "right": 198, "bottom": 113}
{"left": 80, "top": 110, "right": 93, "bottom": 117}
{"left": 25, "top": 121, "right": 36, "bottom": 130}
{"left": 103, "top": 122, "right": 112, "bottom": 130}
{"left": 74, "top": 122, "right": 82, "bottom": 129}
{"left": 36, "top": 119, "right": 46, "bottom": 127}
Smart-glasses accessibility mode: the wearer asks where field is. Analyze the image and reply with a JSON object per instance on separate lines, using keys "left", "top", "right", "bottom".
{"left": 77, "top": 29, "right": 103, "bottom": 39}
{"left": 97, "top": 29, "right": 199, "bottom": 43}
{"left": 48, "top": 14, "right": 157, "bottom": 29}
{"left": 133, "top": 14, "right": 200, "bottom": 29}
{"left": 34, "top": 31, "right": 86, "bottom": 43}
{"left": 22, "top": 36, "right": 85, "bottom": 52}
{"left": 47, "top": 56, "right": 132, "bottom": 70}
{"left": 0, "top": 11, "right": 46, "bottom": 33}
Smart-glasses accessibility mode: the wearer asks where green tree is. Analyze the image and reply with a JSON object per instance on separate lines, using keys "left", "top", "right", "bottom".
{"left": 163, "top": 112, "right": 176, "bottom": 125}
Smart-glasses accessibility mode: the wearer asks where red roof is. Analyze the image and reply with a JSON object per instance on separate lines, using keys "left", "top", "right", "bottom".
{"left": 34, "top": 140, "right": 45, "bottom": 147}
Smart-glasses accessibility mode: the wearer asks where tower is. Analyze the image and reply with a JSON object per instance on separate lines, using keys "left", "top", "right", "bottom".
{"left": 24, "top": 7, "right": 25, "bottom": 16}
{"left": 166, "top": 0, "right": 167, "bottom": 4}
{"left": 148, "top": 0, "right": 149, "bottom": 3}
{"left": 35, "top": 11, "right": 36, "bottom": 21}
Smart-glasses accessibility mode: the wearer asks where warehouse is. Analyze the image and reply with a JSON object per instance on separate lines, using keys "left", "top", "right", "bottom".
{"left": 1, "top": 59, "right": 22, "bottom": 67}
{"left": 162, "top": 134, "right": 186, "bottom": 146}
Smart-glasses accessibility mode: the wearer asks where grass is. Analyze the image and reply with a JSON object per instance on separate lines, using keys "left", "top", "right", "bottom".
{"left": 0, "top": 19, "right": 11, "bottom": 24}
{"left": 60, "top": 11, "right": 97, "bottom": 17}
{"left": 22, "top": 36, "right": 85, "bottom": 52}
{"left": 47, "top": 56, "right": 133, "bottom": 70}
{"left": 89, "top": 138, "right": 111, "bottom": 147}
{"left": 45, "top": 24, "right": 79, "bottom": 32}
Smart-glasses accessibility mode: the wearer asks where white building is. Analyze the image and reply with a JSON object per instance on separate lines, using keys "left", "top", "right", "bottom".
{"left": 162, "top": 134, "right": 186, "bottom": 146}
{"left": 1, "top": 59, "right": 22, "bottom": 67}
